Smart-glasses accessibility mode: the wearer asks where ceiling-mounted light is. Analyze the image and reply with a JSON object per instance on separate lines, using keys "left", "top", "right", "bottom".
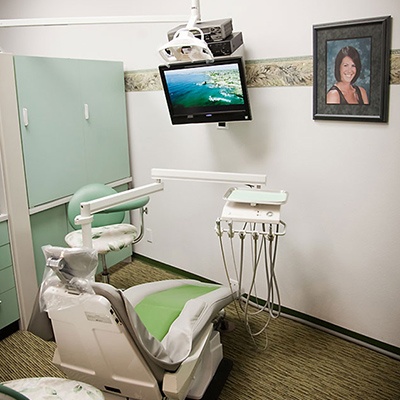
{"left": 158, "top": 27, "right": 213, "bottom": 63}
{"left": 158, "top": 0, "right": 213, "bottom": 63}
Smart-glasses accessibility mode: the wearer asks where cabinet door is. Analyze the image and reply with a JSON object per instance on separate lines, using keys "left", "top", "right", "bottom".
{"left": 79, "top": 60, "right": 130, "bottom": 184}
{"left": 0, "top": 244, "right": 12, "bottom": 271}
{"left": 14, "top": 56, "right": 130, "bottom": 207}
{"left": 0, "top": 287, "right": 19, "bottom": 329}
{"left": 0, "top": 225, "right": 19, "bottom": 329}
{"left": 14, "top": 56, "right": 87, "bottom": 207}
{"left": 0, "top": 221, "right": 8, "bottom": 247}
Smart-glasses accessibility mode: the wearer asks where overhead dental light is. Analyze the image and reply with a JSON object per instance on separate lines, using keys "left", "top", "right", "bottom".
{"left": 158, "top": 0, "right": 214, "bottom": 63}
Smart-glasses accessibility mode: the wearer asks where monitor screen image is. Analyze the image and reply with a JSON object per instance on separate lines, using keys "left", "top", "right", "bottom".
{"left": 159, "top": 57, "right": 252, "bottom": 125}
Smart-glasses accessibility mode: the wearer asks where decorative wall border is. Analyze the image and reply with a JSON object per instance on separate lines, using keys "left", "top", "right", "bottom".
{"left": 245, "top": 55, "right": 313, "bottom": 87}
{"left": 390, "top": 48, "right": 400, "bottom": 84}
{"left": 124, "top": 49, "right": 400, "bottom": 92}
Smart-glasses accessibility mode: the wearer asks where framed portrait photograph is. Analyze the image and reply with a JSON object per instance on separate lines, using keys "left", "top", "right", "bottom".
{"left": 313, "top": 16, "right": 391, "bottom": 122}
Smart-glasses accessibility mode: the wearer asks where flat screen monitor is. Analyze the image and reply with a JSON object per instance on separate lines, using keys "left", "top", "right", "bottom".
{"left": 158, "top": 57, "right": 252, "bottom": 125}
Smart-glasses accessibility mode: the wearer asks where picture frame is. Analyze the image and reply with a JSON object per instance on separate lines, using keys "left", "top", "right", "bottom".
{"left": 313, "top": 16, "right": 391, "bottom": 122}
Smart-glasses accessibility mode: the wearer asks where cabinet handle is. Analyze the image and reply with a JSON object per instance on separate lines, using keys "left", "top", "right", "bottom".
{"left": 84, "top": 103, "right": 90, "bottom": 120}
{"left": 23, "top": 108, "right": 29, "bottom": 126}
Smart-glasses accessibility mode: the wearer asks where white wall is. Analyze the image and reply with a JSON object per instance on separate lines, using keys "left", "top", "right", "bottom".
{"left": 1, "top": 0, "right": 399, "bottom": 348}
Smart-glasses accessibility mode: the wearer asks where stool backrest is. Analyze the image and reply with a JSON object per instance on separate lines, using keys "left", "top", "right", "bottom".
{"left": 68, "top": 183, "right": 125, "bottom": 230}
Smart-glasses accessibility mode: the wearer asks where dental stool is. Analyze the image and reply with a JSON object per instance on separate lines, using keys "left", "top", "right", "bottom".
{"left": 65, "top": 183, "right": 149, "bottom": 283}
{"left": 40, "top": 246, "right": 238, "bottom": 400}
{"left": 0, "top": 378, "right": 104, "bottom": 400}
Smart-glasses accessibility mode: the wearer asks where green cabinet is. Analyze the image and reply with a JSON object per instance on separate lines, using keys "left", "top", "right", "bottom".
{"left": 10, "top": 55, "right": 133, "bottom": 283}
{"left": 0, "top": 221, "right": 19, "bottom": 330}
{"left": 0, "top": 54, "right": 133, "bottom": 321}
{"left": 14, "top": 56, "right": 131, "bottom": 208}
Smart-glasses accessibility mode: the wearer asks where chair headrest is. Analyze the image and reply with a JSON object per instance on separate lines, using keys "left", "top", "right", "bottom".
{"left": 42, "top": 245, "right": 98, "bottom": 281}
{"left": 39, "top": 246, "right": 99, "bottom": 313}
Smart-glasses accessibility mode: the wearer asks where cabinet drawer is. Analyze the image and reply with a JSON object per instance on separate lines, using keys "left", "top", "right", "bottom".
{"left": 0, "top": 221, "right": 8, "bottom": 247}
{"left": 0, "top": 288, "right": 19, "bottom": 329}
{"left": 0, "top": 266, "right": 15, "bottom": 293}
{"left": 0, "top": 244, "right": 12, "bottom": 271}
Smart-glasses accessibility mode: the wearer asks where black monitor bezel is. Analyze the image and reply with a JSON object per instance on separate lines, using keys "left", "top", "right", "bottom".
{"left": 158, "top": 56, "right": 252, "bottom": 125}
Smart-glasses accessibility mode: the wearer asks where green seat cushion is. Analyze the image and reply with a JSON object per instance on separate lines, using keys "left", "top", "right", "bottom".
{"left": 134, "top": 284, "right": 218, "bottom": 341}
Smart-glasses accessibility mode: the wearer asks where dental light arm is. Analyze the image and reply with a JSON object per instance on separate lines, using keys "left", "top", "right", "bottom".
{"left": 74, "top": 168, "right": 272, "bottom": 249}
{"left": 187, "top": 0, "right": 202, "bottom": 29}
{"left": 0, "top": 2, "right": 213, "bottom": 63}
{"left": 151, "top": 168, "right": 288, "bottom": 229}
{"left": 158, "top": 0, "right": 214, "bottom": 63}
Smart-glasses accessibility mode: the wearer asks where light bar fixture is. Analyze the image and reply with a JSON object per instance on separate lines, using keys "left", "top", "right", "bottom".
{"left": 151, "top": 168, "right": 267, "bottom": 186}
{"left": 0, "top": 15, "right": 188, "bottom": 28}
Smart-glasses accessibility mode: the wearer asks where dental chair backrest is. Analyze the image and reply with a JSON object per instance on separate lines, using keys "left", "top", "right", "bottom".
{"left": 40, "top": 246, "right": 167, "bottom": 376}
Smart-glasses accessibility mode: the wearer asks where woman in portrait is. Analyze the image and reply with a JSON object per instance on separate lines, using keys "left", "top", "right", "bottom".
{"left": 326, "top": 46, "right": 369, "bottom": 105}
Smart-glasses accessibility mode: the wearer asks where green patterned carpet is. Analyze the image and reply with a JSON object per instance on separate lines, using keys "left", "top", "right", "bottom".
{"left": 1, "top": 258, "right": 399, "bottom": 399}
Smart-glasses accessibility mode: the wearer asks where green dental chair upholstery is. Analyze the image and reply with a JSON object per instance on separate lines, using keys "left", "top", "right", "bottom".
{"left": 65, "top": 183, "right": 149, "bottom": 282}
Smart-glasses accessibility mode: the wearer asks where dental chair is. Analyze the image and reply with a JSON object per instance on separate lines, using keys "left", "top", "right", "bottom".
{"left": 40, "top": 246, "right": 238, "bottom": 400}
{"left": 65, "top": 183, "right": 149, "bottom": 283}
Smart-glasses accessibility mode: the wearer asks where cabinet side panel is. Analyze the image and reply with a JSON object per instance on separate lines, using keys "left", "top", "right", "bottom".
{"left": 0, "top": 54, "right": 35, "bottom": 329}
{"left": 30, "top": 205, "right": 70, "bottom": 284}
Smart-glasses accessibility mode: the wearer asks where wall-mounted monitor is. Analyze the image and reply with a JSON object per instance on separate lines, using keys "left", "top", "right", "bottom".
{"left": 158, "top": 57, "right": 252, "bottom": 125}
